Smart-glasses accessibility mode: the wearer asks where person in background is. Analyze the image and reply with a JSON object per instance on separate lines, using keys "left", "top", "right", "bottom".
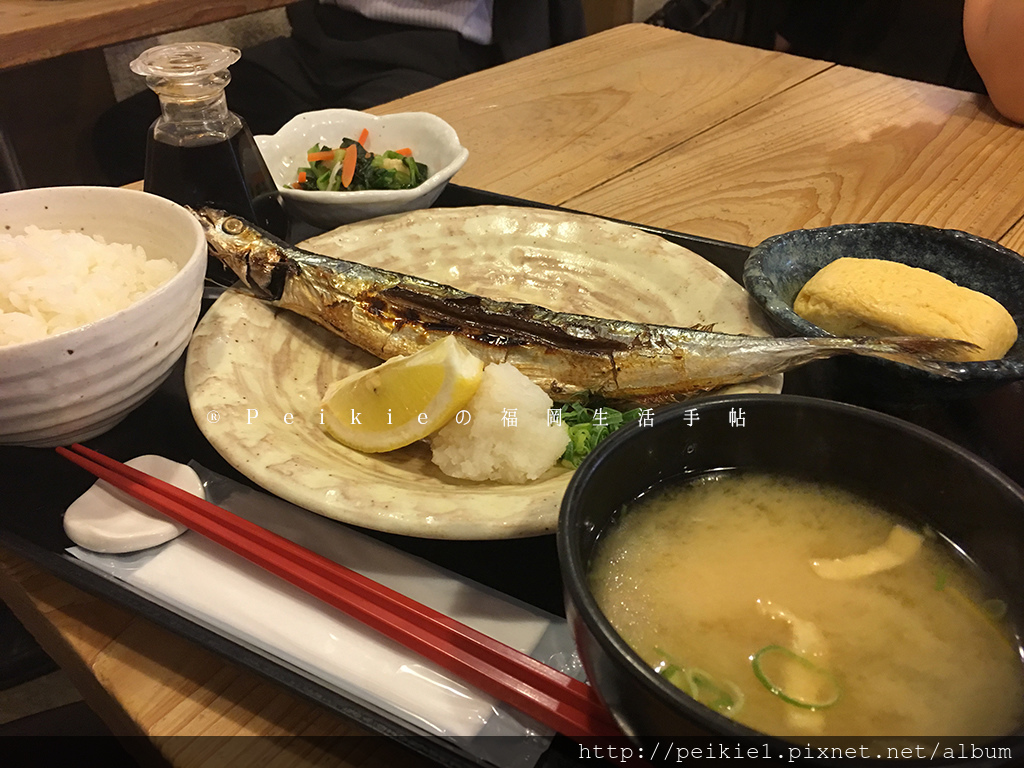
{"left": 963, "top": 0, "right": 1024, "bottom": 123}
{"left": 648, "top": 0, "right": 1023, "bottom": 124}
{"left": 233, "top": 0, "right": 585, "bottom": 133}
{"left": 773, "top": 0, "right": 983, "bottom": 92}
{"left": 93, "top": 0, "right": 585, "bottom": 186}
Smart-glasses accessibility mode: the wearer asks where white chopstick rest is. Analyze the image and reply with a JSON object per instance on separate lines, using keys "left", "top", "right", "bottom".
{"left": 63, "top": 455, "right": 198, "bottom": 553}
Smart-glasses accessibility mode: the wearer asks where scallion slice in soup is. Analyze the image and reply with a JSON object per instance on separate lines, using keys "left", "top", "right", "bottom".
{"left": 751, "top": 645, "right": 841, "bottom": 710}
{"left": 685, "top": 668, "right": 745, "bottom": 714}
{"left": 654, "top": 648, "right": 744, "bottom": 715}
{"left": 589, "top": 472, "right": 1024, "bottom": 737}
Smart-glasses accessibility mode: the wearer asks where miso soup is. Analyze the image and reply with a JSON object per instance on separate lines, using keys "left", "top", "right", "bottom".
{"left": 588, "top": 472, "right": 1024, "bottom": 737}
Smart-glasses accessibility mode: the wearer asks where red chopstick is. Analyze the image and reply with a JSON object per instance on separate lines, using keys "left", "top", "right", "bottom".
{"left": 56, "top": 443, "right": 620, "bottom": 740}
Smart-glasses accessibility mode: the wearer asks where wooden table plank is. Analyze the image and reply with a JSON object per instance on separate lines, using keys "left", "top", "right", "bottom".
{"left": 563, "top": 62, "right": 1024, "bottom": 247}
{"left": 0, "top": 547, "right": 436, "bottom": 767}
{"left": 1001, "top": 220, "right": 1024, "bottom": 254}
{"left": 374, "top": 25, "right": 831, "bottom": 206}
{"left": 0, "top": 0, "right": 296, "bottom": 70}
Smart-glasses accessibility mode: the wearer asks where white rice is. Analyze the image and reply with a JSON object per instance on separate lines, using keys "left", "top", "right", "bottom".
{"left": 0, "top": 226, "right": 178, "bottom": 347}
{"left": 430, "top": 363, "right": 569, "bottom": 483}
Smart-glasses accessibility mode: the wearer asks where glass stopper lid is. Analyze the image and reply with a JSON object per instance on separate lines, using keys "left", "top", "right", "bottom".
{"left": 130, "top": 42, "right": 240, "bottom": 79}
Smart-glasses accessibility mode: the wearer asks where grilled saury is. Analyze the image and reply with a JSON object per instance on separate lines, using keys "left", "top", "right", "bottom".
{"left": 196, "top": 208, "right": 971, "bottom": 402}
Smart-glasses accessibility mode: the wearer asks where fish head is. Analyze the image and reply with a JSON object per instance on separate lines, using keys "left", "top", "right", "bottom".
{"left": 192, "top": 207, "right": 296, "bottom": 300}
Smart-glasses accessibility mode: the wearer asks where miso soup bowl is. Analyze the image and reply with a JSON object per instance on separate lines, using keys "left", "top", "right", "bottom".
{"left": 558, "top": 394, "right": 1024, "bottom": 761}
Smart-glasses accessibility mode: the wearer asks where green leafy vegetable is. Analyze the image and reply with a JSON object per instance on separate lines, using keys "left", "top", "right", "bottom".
{"left": 559, "top": 402, "right": 642, "bottom": 468}
{"left": 293, "top": 140, "right": 429, "bottom": 192}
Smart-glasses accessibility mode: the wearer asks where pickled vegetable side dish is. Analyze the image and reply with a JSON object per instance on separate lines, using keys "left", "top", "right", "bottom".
{"left": 291, "top": 132, "right": 429, "bottom": 192}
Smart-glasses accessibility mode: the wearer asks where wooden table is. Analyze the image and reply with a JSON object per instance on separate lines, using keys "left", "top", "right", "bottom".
{"left": 0, "top": 0, "right": 297, "bottom": 70}
{"left": 3, "top": 22, "right": 1024, "bottom": 767}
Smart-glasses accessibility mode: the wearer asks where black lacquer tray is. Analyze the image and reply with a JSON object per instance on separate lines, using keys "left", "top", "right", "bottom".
{"left": 3, "top": 185, "right": 1023, "bottom": 767}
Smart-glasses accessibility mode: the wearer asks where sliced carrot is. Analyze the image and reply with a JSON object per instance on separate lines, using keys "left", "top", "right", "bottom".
{"left": 340, "top": 143, "right": 358, "bottom": 188}
{"left": 307, "top": 149, "right": 336, "bottom": 163}
{"left": 358, "top": 128, "right": 369, "bottom": 146}
{"left": 394, "top": 147, "right": 413, "bottom": 156}
{"left": 297, "top": 170, "right": 307, "bottom": 183}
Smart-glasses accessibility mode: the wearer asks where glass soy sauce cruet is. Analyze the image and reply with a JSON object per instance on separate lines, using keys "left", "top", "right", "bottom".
{"left": 131, "top": 42, "right": 288, "bottom": 242}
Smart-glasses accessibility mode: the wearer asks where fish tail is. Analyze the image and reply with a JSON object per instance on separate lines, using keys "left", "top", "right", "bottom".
{"left": 810, "top": 336, "right": 975, "bottom": 377}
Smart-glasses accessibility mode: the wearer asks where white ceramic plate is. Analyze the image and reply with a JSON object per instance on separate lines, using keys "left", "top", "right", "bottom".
{"left": 256, "top": 109, "right": 468, "bottom": 228}
{"left": 185, "top": 206, "right": 780, "bottom": 539}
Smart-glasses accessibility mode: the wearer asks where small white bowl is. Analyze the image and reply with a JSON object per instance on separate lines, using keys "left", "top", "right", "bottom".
{"left": 0, "top": 186, "right": 206, "bottom": 447}
{"left": 256, "top": 109, "right": 469, "bottom": 229}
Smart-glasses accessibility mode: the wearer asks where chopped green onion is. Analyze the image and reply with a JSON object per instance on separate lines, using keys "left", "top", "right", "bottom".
{"left": 657, "top": 663, "right": 684, "bottom": 683}
{"left": 982, "top": 598, "right": 1008, "bottom": 621}
{"left": 685, "top": 668, "right": 745, "bottom": 714}
{"left": 653, "top": 649, "right": 744, "bottom": 715}
{"left": 751, "top": 645, "right": 842, "bottom": 710}
{"left": 559, "top": 402, "right": 642, "bottom": 468}
{"left": 653, "top": 646, "right": 683, "bottom": 669}
{"left": 934, "top": 569, "right": 948, "bottom": 591}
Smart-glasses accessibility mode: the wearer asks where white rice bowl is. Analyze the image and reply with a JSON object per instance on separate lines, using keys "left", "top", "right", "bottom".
{"left": 430, "top": 363, "right": 570, "bottom": 483}
{"left": 0, "top": 226, "right": 178, "bottom": 346}
{"left": 0, "top": 185, "right": 205, "bottom": 447}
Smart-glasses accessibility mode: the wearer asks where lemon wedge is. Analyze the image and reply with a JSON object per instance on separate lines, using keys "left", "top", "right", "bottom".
{"left": 320, "top": 336, "right": 485, "bottom": 453}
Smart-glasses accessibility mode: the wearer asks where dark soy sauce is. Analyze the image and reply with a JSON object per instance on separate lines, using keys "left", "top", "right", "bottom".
{"left": 144, "top": 129, "right": 288, "bottom": 240}
{"left": 132, "top": 43, "right": 288, "bottom": 285}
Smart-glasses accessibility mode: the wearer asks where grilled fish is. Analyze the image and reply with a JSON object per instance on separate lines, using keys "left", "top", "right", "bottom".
{"left": 195, "top": 208, "right": 971, "bottom": 402}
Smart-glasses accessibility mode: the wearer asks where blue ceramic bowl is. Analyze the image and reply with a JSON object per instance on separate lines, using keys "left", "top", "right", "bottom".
{"left": 743, "top": 223, "right": 1024, "bottom": 393}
